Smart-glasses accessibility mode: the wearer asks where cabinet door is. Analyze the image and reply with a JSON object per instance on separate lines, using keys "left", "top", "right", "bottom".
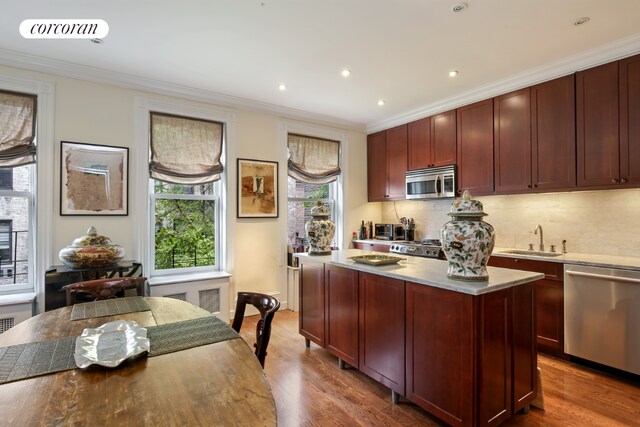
{"left": 407, "top": 117, "right": 431, "bottom": 170}
{"left": 457, "top": 99, "right": 494, "bottom": 195}
{"left": 536, "top": 279, "right": 564, "bottom": 355}
{"left": 359, "top": 272, "right": 405, "bottom": 395}
{"left": 406, "top": 282, "right": 473, "bottom": 427}
{"left": 620, "top": 54, "right": 640, "bottom": 186}
{"left": 511, "top": 282, "right": 537, "bottom": 414}
{"left": 367, "top": 131, "right": 387, "bottom": 201}
{"left": 386, "top": 124, "right": 408, "bottom": 200}
{"left": 531, "top": 75, "right": 576, "bottom": 191}
{"left": 299, "top": 260, "right": 325, "bottom": 347}
{"left": 325, "top": 265, "right": 359, "bottom": 367}
{"left": 494, "top": 88, "right": 532, "bottom": 193}
{"left": 431, "top": 110, "right": 457, "bottom": 167}
{"left": 577, "top": 61, "right": 620, "bottom": 187}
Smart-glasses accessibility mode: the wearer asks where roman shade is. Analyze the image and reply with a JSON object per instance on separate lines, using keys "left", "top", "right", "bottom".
{"left": 150, "top": 112, "right": 224, "bottom": 184}
{"left": 287, "top": 133, "right": 340, "bottom": 184}
{"left": 0, "top": 90, "right": 37, "bottom": 167}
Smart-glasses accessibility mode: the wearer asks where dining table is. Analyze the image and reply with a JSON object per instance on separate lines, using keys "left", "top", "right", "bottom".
{"left": 0, "top": 297, "right": 277, "bottom": 426}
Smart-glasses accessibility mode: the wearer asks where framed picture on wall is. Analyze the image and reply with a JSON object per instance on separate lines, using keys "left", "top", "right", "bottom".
{"left": 60, "top": 141, "right": 129, "bottom": 216}
{"left": 237, "top": 158, "right": 278, "bottom": 218}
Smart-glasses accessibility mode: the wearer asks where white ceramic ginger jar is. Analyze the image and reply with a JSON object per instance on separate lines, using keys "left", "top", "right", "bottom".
{"left": 440, "top": 190, "right": 495, "bottom": 281}
{"left": 305, "top": 201, "right": 335, "bottom": 255}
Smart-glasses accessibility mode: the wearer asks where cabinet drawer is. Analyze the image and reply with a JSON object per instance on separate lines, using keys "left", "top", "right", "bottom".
{"left": 488, "top": 256, "right": 563, "bottom": 281}
{"left": 353, "top": 242, "right": 391, "bottom": 253}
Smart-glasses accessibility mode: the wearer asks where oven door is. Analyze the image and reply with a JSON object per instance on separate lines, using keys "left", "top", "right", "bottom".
{"left": 406, "top": 172, "right": 440, "bottom": 199}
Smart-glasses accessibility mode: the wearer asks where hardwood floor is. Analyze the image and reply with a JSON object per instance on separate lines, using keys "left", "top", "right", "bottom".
{"left": 238, "top": 310, "right": 640, "bottom": 427}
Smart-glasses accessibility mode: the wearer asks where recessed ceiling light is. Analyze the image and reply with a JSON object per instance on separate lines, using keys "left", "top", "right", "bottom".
{"left": 90, "top": 38, "right": 103, "bottom": 44}
{"left": 449, "top": 70, "right": 459, "bottom": 77}
{"left": 278, "top": 83, "right": 287, "bottom": 91}
{"left": 377, "top": 100, "right": 385, "bottom": 106}
{"left": 574, "top": 17, "right": 590, "bottom": 26}
{"left": 341, "top": 69, "right": 351, "bottom": 78}
{"left": 451, "top": 2, "right": 468, "bottom": 13}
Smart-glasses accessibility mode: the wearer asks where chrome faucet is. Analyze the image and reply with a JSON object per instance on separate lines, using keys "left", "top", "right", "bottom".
{"left": 534, "top": 225, "right": 544, "bottom": 251}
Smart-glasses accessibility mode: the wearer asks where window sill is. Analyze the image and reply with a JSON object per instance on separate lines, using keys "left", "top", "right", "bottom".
{"left": 0, "top": 292, "right": 36, "bottom": 306}
{"left": 148, "top": 271, "right": 231, "bottom": 286}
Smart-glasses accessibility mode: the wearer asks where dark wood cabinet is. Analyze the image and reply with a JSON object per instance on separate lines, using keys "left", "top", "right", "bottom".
{"left": 367, "top": 125, "right": 407, "bottom": 201}
{"left": 494, "top": 88, "right": 532, "bottom": 193}
{"left": 298, "top": 259, "right": 325, "bottom": 347}
{"left": 431, "top": 110, "right": 457, "bottom": 167}
{"left": 620, "top": 54, "right": 640, "bottom": 186}
{"left": 325, "top": 264, "right": 359, "bottom": 367}
{"left": 406, "top": 283, "right": 473, "bottom": 426}
{"left": 457, "top": 99, "right": 494, "bottom": 195}
{"left": 407, "top": 117, "right": 431, "bottom": 170}
{"left": 359, "top": 272, "right": 405, "bottom": 395}
{"left": 488, "top": 256, "right": 565, "bottom": 357}
{"left": 531, "top": 75, "right": 576, "bottom": 191}
{"left": 352, "top": 242, "right": 390, "bottom": 253}
{"left": 576, "top": 61, "right": 620, "bottom": 188}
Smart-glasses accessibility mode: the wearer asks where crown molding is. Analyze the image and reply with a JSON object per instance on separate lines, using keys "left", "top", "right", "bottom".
{"left": 0, "top": 48, "right": 367, "bottom": 133}
{"left": 368, "top": 32, "right": 640, "bottom": 133}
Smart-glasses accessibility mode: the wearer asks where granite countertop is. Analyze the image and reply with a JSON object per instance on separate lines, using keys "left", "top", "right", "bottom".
{"left": 492, "top": 247, "right": 640, "bottom": 271}
{"left": 295, "top": 249, "right": 542, "bottom": 296}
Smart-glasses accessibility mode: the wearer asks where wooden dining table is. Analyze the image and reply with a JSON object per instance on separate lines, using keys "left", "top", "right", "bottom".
{"left": 0, "top": 297, "right": 277, "bottom": 426}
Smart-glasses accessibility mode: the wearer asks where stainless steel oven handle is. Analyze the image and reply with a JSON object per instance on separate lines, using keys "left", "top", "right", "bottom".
{"left": 566, "top": 270, "right": 640, "bottom": 284}
{"left": 435, "top": 175, "right": 441, "bottom": 195}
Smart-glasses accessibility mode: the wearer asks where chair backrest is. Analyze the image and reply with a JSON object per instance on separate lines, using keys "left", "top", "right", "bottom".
{"left": 232, "top": 292, "right": 280, "bottom": 368}
{"left": 62, "top": 276, "right": 147, "bottom": 306}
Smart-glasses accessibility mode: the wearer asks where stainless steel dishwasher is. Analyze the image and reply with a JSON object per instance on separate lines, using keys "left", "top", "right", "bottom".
{"left": 564, "top": 264, "right": 640, "bottom": 375}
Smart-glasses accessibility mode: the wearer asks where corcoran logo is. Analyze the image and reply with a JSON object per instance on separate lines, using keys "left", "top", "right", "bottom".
{"left": 19, "top": 19, "right": 109, "bottom": 39}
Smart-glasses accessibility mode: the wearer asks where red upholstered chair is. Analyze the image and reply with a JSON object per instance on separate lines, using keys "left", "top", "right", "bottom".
{"left": 62, "top": 276, "right": 147, "bottom": 306}
{"left": 231, "top": 292, "right": 280, "bottom": 368}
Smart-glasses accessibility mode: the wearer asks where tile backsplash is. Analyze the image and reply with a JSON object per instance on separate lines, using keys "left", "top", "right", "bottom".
{"left": 381, "top": 188, "right": 640, "bottom": 258}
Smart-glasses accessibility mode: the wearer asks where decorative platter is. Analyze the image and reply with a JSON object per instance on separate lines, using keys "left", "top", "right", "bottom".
{"left": 74, "top": 320, "right": 150, "bottom": 369}
{"left": 349, "top": 254, "right": 404, "bottom": 266}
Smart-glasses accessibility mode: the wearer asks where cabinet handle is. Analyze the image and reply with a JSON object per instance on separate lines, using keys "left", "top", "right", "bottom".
{"left": 533, "top": 184, "right": 538, "bottom": 188}
{"left": 611, "top": 178, "right": 619, "bottom": 183}
{"left": 514, "top": 259, "right": 519, "bottom": 263}
{"left": 527, "top": 184, "right": 532, "bottom": 188}
{"left": 621, "top": 178, "right": 628, "bottom": 183}
{"left": 384, "top": 195, "right": 390, "bottom": 198}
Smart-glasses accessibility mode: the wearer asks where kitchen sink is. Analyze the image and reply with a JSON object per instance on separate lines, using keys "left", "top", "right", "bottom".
{"left": 500, "top": 249, "right": 563, "bottom": 257}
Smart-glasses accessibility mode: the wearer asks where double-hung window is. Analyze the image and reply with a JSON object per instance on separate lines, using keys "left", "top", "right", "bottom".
{"left": 0, "top": 90, "right": 36, "bottom": 292}
{"left": 287, "top": 133, "right": 341, "bottom": 252}
{"left": 149, "top": 112, "right": 224, "bottom": 276}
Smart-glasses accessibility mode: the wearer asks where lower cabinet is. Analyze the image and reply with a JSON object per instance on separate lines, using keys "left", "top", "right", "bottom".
{"left": 298, "top": 258, "right": 537, "bottom": 427}
{"left": 359, "top": 272, "right": 405, "bottom": 395}
{"left": 488, "top": 256, "right": 565, "bottom": 357}
{"left": 352, "top": 242, "right": 391, "bottom": 253}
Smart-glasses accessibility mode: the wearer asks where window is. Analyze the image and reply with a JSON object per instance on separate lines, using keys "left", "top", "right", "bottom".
{"left": 286, "top": 132, "right": 342, "bottom": 254}
{"left": 0, "top": 89, "right": 37, "bottom": 291}
{"left": 148, "top": 112, "right": 224, "bottom": 276}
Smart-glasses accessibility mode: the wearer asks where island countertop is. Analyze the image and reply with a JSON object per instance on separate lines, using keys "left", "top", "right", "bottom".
{"left": 295, "top": 249, "right": 543, "bottom": 296}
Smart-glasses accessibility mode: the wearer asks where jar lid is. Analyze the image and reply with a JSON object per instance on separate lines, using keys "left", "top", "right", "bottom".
{"left": 310, "top": 201, "right": 330, "bottom": 217}
{"left": 448, "top": 190, "right": 488, "bottom": 217}
{"left": 68, "top": 226, "right": 118, "bottom": 247}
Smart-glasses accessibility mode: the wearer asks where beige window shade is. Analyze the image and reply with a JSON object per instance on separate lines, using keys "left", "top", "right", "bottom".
{"left": 0, "top": 90, "right": 37, "bottom": 167}
{"left": 150, "top": 112, "right": 224, "bottom": 184}
{"left": 288, "top": 133, "right": 340, "bottom": 184}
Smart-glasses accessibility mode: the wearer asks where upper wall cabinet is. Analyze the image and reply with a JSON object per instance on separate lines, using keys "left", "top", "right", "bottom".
{"left": 494, "top": 88, "right": 532, "bottom": 193}
{"left": 367, "top": 125, "right": 407, "bottom": 201}
{"left": 494, "top": 75, "right": 576, "bottom": 194}
{"left": 620, "top": 54, "right": 640, "bottom": 186}
{"left": 457, "top": 99, "right": 494, "bottom": 196}
{"left": 407, "top": 111, "right": 457, "bottom": 171}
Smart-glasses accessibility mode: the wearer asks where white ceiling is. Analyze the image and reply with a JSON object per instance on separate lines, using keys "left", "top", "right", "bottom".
{"left": 1, "top": 0, "right": 640, "bottom": 132}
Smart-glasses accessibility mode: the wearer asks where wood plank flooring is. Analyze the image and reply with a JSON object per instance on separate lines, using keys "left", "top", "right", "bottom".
{"left": 238, "top": 310, "right": 640, "bottom": 427}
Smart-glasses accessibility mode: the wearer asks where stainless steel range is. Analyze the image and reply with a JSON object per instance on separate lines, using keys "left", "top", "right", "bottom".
{"left": 389, "top": 239, "right": 445, "bottom": 260}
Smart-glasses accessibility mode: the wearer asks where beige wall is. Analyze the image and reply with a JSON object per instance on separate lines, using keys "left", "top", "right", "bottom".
{"left": 0, "top": 65, "right": 369, "bottom": 310}
{"left": 382, "top": 188, "right": 640, "bottom": 258}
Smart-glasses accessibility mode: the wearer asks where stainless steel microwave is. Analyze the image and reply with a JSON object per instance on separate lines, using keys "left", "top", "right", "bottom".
{"left": 406, "top": 165, "right": 456, "bottom": 199}
{"left": 374, "top": 223, "right": 404, "bottom": 240}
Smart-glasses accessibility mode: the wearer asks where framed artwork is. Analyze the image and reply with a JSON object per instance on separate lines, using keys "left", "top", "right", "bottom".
{"left": 237, "top": 158, "right": 278, "bottom": 218}
{"left": 60, "top": 141, "right": 129, "bottom": 216}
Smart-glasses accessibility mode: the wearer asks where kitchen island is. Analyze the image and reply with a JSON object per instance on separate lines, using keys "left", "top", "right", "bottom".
{"left": 295, "top": 249, "right": 543, "bottom": 427}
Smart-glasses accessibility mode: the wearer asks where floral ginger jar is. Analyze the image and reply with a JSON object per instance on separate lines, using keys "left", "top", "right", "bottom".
{"left": 440, "top": 190, "right": 495, "bottom": 281}
{"left": 305, "top": 201, "right": 335, "bottom": 255}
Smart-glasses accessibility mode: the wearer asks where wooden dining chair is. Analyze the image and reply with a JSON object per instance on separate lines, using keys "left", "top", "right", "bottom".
{"left": 232, "top": 292, "right": 280, "bottom": 368}
{"left": 62, "top": 276, "right": 147, "bottom": 306}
